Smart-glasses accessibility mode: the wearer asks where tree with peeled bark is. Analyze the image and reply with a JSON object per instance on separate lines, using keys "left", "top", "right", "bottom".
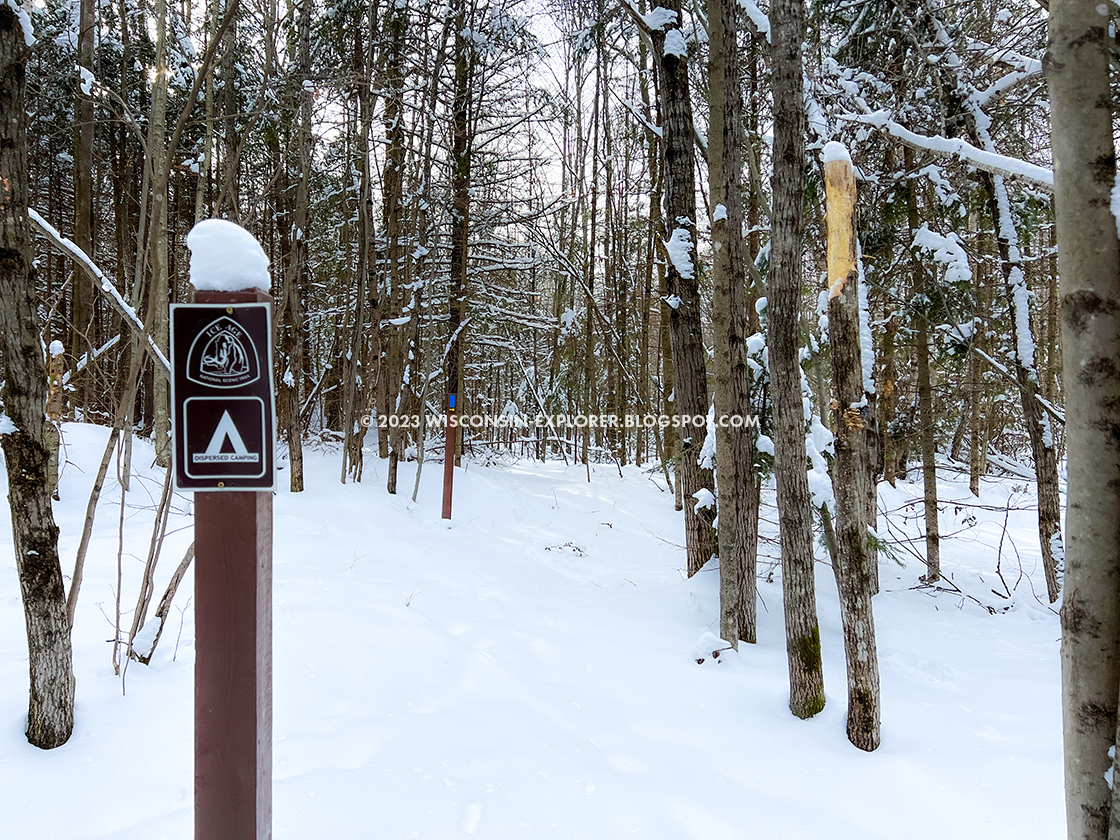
{"left": 769, "top": 0, "right": 826, "bottom": 719}
{"left": 1045, "top": 1, "right": 1120, "bottom": 837}
{"left": 0, "top": 2, "right": 75, "bottom": 749}
{"left": 823, "top": 142, "right": 880, "bottom": 751}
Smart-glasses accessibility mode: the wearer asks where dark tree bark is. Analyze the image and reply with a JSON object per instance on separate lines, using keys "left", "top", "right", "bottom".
{"left": 148, "top": 0, "right": 171, "bottom": 468}
{"left": 71, "top": 0, "right": 95, "bottom": 414}
{"left": 708, "top": 0, "right": 757, "bottom": 645}
{"left": 769, "top": 0, "right": 825, "bottom": 718}
{"left": 903, "top": 146, "right": 941, "bottom": 582}
{"left": 447, "top": 0, "right": 471, "bottom": 468}
{"left": 977, "top": 168, "right": 1063, "bottom": 603}
{"left": 340, "top": 8, "right": 377, "bottom": 483}
{"left": 1045, "top": 2, "right": 1120, "bottom": 837}
{"left": 278, "top": 0, "right": 310, "bottom": 493}
{"left": 385, "top": 0, "right": 408, "bottom": 495}
{"left": 656, "top": 0, "right": 717, "bottom": 575}
{"left": 0, "top": 5, "right": 75, "bottom": 748}
{"left": 824, "top": 149, "right": 880, "bottom": 751}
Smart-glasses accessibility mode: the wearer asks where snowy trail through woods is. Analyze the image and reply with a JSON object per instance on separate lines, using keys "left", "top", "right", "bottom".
{"left": 1, "top": 426, "right": 1060, "bottom": 838}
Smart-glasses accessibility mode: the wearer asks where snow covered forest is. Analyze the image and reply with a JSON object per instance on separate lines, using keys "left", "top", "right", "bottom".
{"left": 20, "top": 0, "right": 1056, "bottom": 501}
{"left": 2, "top": 0, "right": 1118, "bottom": 835}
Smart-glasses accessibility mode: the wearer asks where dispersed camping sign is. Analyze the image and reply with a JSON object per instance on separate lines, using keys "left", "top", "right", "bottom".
{"left": 171, "top": 303, "right": 275, "bottom": 490}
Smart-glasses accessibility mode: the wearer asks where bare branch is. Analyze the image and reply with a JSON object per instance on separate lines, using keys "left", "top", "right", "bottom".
{"left": 28, "top": 209, "right": 170, "bottom": 379}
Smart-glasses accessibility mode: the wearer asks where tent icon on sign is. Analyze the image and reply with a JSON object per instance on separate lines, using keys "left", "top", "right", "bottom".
{"left": 187, "top": 316, "right": 260, "bottom": 388}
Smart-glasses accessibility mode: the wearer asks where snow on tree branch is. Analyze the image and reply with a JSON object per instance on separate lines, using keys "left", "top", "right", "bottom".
{"left": 911, "top": 224, "right": 971, "bottom": 285}
{"left": 3, "top": 0, "right": 34, "bottom": 47}
{"left": 842, "top": 111, "right": 1053, "bottom": 194}
{"left": 28, "top": 209, "right": 171, "bottom": 378}
{"left": 737, "top": 0, "right": 770, "bottom": 42}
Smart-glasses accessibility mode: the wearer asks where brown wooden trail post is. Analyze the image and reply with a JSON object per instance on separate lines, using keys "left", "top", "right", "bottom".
{"left": 183, "top": 288, "right": 273, "bottom": 840}
{"left": 442, "top": 393, "right": 456, "bottom": 519}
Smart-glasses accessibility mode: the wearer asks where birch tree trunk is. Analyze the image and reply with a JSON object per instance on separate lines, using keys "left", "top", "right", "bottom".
{"left": 1045, "top": 2, "right": 1120, "bottom": 837}
{"left": 769, "top": 0, "right": 825, "bottom": 718}
{"left": 0, "top": 7, "right": 75, "bottom": 747}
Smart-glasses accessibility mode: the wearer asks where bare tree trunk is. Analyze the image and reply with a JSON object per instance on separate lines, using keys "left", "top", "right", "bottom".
{"left": 340, "top": 8, "right": 378, "bottom": 482}
{"left": 979, "top": 169, "right": 1062, "bottom": 603}
{"left": 1046, "top": 3, "right": 1120, "bottom": 837}
{"left": 194, "top": 0, "right": 219, "bottom": 223}
{"left": 1044, "top": 219, "right": 1061, "bottom": 405}
{"left": 968, "top": 272, "right": 984, "bottom": 497}
{"left": 582, "top": 43, "right": 600, "bottom": 474}
{"left": 0, "top": 9, "right": 75, "bottom": 747}
{"left": 385, "top": 0, "right": 407, "bottom": 494}
{"left": 447, "top": 0, "right": 472, "bottom": 469}
{"left": 148, "top": 0, "right": 171, "bottom": 468}
{"left": 970, "top": 219, "right": 993, "bottom": 495}
{"left": 655, "top": 0, "right": 716, "bottom": 575}
{"left": 709, "top": 0, "right": 756, "bottom": 645}
{"left": 72, "top": 0, "right": 96, "bottom": 416}
{"left": 769, "top": 0, "right": 825, "bottom": 719}
{"left": 904, "top": 147, "right": 940, "bottom": 582}
{"left": 216, "top": 6, "right": 240, "bottom": 220}
{"left": 880, "top": 300, "right": 898, "bottom": 488}
{"left": 824, "top": 146, "right": 880, "bottom": 751}
{"left": 278, "top": 0, "right": 309, "bottom": 493}
{"left": 637, "top": 32, "right": 672, "bottom": 486}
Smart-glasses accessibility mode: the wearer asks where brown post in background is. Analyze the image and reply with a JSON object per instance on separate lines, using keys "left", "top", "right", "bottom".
{"left": 193, "top": 288, "right": 273, "bottom": 840}
{"left": 442, "top": 393, "right": 456, "bottom": 519}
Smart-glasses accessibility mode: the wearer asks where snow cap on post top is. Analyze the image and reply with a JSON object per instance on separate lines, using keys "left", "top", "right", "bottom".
{"left": 821, "top": 140, "right": 852, "bottom": 165}
{"left": 186, "top": 219, "right": 271, "bottom": 293}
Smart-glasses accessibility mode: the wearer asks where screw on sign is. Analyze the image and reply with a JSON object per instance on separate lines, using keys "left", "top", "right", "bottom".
{"left": 175, "top": 219, "right": 274, "bottom": 840}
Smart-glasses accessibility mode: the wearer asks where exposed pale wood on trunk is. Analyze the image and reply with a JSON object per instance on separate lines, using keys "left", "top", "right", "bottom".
{"left": 824, "top": 153, "right": 880, "bottom": 751}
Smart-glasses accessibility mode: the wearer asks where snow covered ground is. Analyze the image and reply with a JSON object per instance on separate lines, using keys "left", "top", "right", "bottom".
{"left": 1, "top": 425, "right": 1061, "bottom": 838}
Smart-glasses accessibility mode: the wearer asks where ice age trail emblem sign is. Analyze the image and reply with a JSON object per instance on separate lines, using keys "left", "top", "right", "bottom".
{"left": 170, "top": 303, "right": 275, "bottom": 490}
{"left": 187, "top": 316, "right": 260, "bottom": 388}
